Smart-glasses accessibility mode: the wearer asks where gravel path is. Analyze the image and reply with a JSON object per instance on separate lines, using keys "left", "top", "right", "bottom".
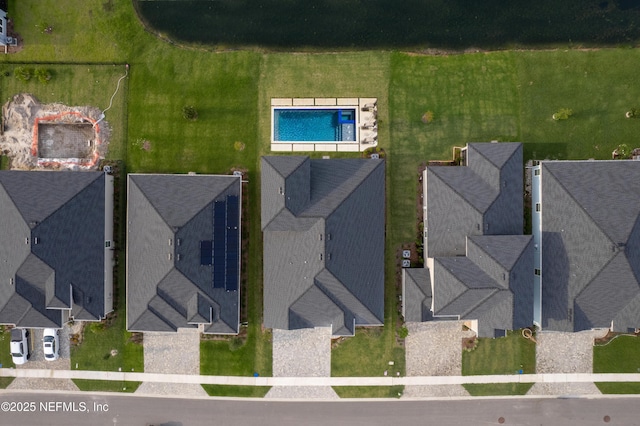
{"left": 402, "top": 321, "right": 474, "bottom": 398}
{"left": 266, "top": 327, "right": 338, "bottom": 399}
{"left": 135, "top": 328, "right": 203, "bottom": 396}
{"left": 9, "top": 325, "right": 78, "bottom": 392}
{"left": 527, "top": 329, "right": 607, "bottom": 396}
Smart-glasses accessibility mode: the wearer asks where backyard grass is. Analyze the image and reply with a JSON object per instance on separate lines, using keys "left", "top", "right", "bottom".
{"left": 595, "top": 382, "right": 640, "bottom": 394}
{"left": 463, "top": 383, "right": 534, "bottom": 396}
{"left": 201, "top": 385, "right": 271, "bottom": 398}
{"left": 72, "top": 379, "right": 141, "bottom": 393}
{"left": 462, "top": 330, "right": 536, "bottom": 376}
{"left": 594, "top": 335, "right": 640, "bottom": 373}
{"left": 332, "top": 386, "right": 404, "bottom": 398}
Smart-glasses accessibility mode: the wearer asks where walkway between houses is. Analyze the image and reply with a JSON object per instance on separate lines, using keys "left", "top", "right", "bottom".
{"left": 3, "top": 368, "right": 640, "bottom": 388}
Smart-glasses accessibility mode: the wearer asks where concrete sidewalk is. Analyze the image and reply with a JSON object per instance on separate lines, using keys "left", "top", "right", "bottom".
{"left": 2, "top": 368, "right": 640, "bottom": 387}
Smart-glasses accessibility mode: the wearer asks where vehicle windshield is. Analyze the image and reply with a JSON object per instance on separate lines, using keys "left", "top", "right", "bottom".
{"left": 44, "top": 336, "right": 54, "bottom": 343}
{"left": 11, "top": 352, "right": 23, "bottom": 358}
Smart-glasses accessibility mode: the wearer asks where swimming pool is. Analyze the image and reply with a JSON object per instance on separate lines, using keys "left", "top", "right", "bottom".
{"left": 273, "top": 108, "right": 356, "bottom": 142}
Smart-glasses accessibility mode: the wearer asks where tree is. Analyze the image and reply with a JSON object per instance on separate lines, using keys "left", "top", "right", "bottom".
{"left": 182, "top": 105, "right": 198, "bottom": 121}
{"left": 34, "top": 68, "right": 52, "bottom": 84}
{"left": 14, "top": 67, "right": 32, "bottom": 82}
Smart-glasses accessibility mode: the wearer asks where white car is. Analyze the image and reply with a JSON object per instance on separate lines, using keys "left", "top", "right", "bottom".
{"left": 10, "top": 328, "right": 30, "bottom": 365}
{"left": 42, "top": 328, "right": 59, "bottom": 361}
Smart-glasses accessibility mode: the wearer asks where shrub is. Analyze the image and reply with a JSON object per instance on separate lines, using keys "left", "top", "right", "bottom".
{"left": 182, "top": 105, "right": 198, "bottom": 121}
{"left": 614, "top": 144, "right": 632, "bottom": 159}
{"left": 552, "top": 108, "right": 573, "bottom": 120}
{"left": 421, "top": 110, "right": 434, "bottom": 124}
{"left": 14, "top": 67, "right": 32, "bottom": 82}
{"left": 398, "top": 326, "right": 409, "bottom": 339}
{"left": 34, "top": 68, "right": 52, "bottom": 84}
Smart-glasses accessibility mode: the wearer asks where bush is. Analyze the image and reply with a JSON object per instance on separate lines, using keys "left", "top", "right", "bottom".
{"left": 421, "top": 110, "right": 434, "bottom": 124}
{"left": 182, "top": 105, "right": 198, "bottom": 121}
{"left": 34, "top": 68, "right": 52, "bottom": 84}
{"left": 552, "top": 108, "right": 573, "bottom": 120}
{"left": 398, "top": 326, "right": 409, "bottom": 339}
{"left": 614, "top": 144, "right": 632, "bottom": 159}
{"left": 14, "top": 67, "right": 32, "bottom": 82}
{"left": 626, "top": 108, "right": 638, "bottom": 118}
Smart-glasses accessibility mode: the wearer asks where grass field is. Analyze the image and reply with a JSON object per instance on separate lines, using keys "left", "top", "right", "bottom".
{"left": 463, "top": 383, "right": 534, "bottom": 396}
{"left": 333, "top": 386, "right": 404, "bottom": 398}
{"left": 72, "top": 379, "right": 141, "bottom": 393}
{"left": 0, "top": 155, "right": 9, "bottom": 170}
{"left": 201, "top": 384, "right": 271, "bottom": 398}
{"left": 462, "top": 330, "right": 536, "bottom": 376}
{"left": 0, "top": 327, "right": 14, "bottom": 369}
{"left": 595, "top": 382, "right": 640, "bottom": 394}
{"left": 594, "top": 335, "right": 640, "bottom": 373}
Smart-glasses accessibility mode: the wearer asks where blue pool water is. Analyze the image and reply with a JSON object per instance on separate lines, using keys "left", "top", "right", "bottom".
{"left": 274, "top": 109, "right": 355, "bottom": 142}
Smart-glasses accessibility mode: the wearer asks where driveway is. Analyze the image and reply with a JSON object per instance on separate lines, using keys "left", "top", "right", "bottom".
{"left": 266, "top": 327, "right": 338, "bottom": 399}
{"left": 527, "top": 329, "right": 608, "bottom": 396}
{"left": 403, "top": 321, "right": 475, "bottom": 398}
{"left": 8, "top": 324, "right": 78, "bottom": 391}
{"left": 135, "top": 327, "right": 206, "bottom": 396}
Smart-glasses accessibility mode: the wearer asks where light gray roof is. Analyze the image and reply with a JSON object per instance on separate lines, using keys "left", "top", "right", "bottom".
{"left": 402, "top": 268, "right": 432, "bottom": 322}
{"left": 127, "top": 174, "right": 242, "bottom": 334}
{"left": 262, "top": 156, "right": 385, "bottom": 336}
{"left": 425, "top": 142, "right": 523, "bottom": 258}
{"left": 0, "top": 171, "right": 108, "bottom": 328}
{"left": 540, "top": 161, "right": 640, "bottom": 332}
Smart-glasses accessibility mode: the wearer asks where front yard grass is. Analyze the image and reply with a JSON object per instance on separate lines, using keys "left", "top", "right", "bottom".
{"left": 72, "top": 379, "right": 141, "bottom": 393}
{"left": 332, "top": 386, "right": 404, "bottom": 398}
{"left": 595, "top": 382, "right": 640, "bottom": 394}
{"left": 0, "top": 327, "right": 14, "bottom": 369}
{"left": 201, "top": 385, "right": 271, "bottom": 398}
{"left": 0, "top": 155, "right": 9, "bottom": 170}
{"left": 462, "top": 330, "right": 536, "bottom": 376}
{"left": 464, "top": 383, "right": 534, "bottom": 396}
{"left": 594, "top": 335, "right": 640, "bottom": 373}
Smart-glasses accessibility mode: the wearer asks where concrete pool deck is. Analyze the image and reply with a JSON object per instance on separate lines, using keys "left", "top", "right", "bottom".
{"left": 271, "top": 97, "right": 377, "bottom": 153}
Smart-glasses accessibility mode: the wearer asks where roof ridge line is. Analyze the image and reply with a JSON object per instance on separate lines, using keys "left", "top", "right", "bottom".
{"left": 264, "top": 155, "right": 308, "bottom": 179}
{"left": 543, "top": 165, "right": 616, "bottom": 247}
{"left": 129, "top": 176, "right": 174, "bottom": 233}
{"left": 429, "top": 168, "right": 494, "bottom": 216}
{"left": 573, "top": 251, "right": 624, "bottom": 302}
{"left": 304, "top": 160, "right": 383, "bottom": 217}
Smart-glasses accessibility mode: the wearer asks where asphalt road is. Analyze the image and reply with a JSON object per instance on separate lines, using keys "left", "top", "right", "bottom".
{"left": 0, "top": 392, "right": 639, "bottom": 426}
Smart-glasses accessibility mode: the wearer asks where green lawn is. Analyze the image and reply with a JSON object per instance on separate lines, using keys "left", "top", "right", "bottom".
{"left": 333, "top": 386, "right": 404, "bottom": 398}
{"left": 72, "top": 379, "right": 141, "bottom": 393}
{"left": 595, "top": 382, "right": 640, "bottom": 394}
{"left": 462, "top": 330, "right": 536, "bottom": 376}
{"left": 201, "top": 385, "right": 271, "bottom": 398}
{"left": 0, "top": 327, "right": 15, "bottom": 369}
{"left": 464, "top": 383, "right": 534, "bottom": 396}
{"left": 0, "top": 155, "right": 9, "bottom": 170}
{"left": 594, "top": 335, "right": 640, "bottom": 373}
{"left": 0, "top": 328, "right": 15, "bottom": 388}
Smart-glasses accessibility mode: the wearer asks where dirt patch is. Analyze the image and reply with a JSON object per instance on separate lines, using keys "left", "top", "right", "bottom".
{"left": 0, "top": 93, "right": 110, "bottom": 170}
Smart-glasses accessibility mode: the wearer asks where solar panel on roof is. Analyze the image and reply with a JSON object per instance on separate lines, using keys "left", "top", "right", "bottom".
{"left": 212, "top": 200, "right": 227, "bottom": 288}
{"left": 220, "top": 195, "right": 240, "bottom": 291}
{"left": 200, "top": 240, "right": 212, "bottom": 265}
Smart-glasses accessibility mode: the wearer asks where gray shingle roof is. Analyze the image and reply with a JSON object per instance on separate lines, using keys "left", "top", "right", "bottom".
{"left": 402, "top": 268, "right": 432, "bottom": 322}
{"left": 540, "top": 160, "right": 640, "bottom": 332}
{"left": 261, "top": 156, "right": 385, "bottom": 336}
{"left": 0, "top": 171, "right": 109, "bottom": 328}
{"left": 432, "top": 235, "right": 533, "bottom": 338}
{"left": 127, "top": 174, "right": 241, "bottom": 334}
{"left": 425, "top": 142, "right": 523, "bottom": 258}
{"left": 415, "top": 143, "right": 531, "bottom": 336}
